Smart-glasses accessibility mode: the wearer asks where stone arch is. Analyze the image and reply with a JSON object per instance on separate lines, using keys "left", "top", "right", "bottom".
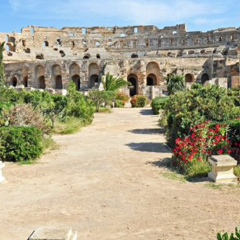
{"left": 10, "top": 76, "right": 18, "bottom": 87}
{"left": 96, "top": 53, "right": 101, "bottom": 59}
{"left": 22, "top": 66, "right": 29, "bottom": 87}
{"left": 185, "top": 73, "right": 194, "bottom": 82}
{"left": 69, "top": 63, "right": 80, "bottom": 76}
{"left": 34, "top": 65, "right": 45, "bottom": 88}
{"left": 83, "top": 53, "right": 90, "bottom": 59}
{"left": 89, "top": 63, "right": 100, "bottom": 88}
{"left": 38, "top": 76, "right": 46, "bottom": 89}
{"left": 146, "top": 61, "right": 161, "bottom": 85}
{"left": 147, "top": 74, "right": 157, "bottom": 86}
{"left": 6, "top": 42, "right": 15, "bottom": 52}
{"left": 128, "top": 74, "right": 138, "bottom": 96}
{"left": 72, "top": 75, "right": 80, "bottom": 90}
{"left": 51, "top": 64, "right": 62, "bottom": 89}
{"left": 201, "top": 73, "right": 210, "bottom": 84}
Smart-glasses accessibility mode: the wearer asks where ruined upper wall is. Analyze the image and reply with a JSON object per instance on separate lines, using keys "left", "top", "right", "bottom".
{"left": 1, "top": 24, "right": 239, "bottom": 62}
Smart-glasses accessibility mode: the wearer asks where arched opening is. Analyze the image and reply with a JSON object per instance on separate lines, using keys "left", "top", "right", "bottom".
{"left": 89, "top": 74, "right": 99, "bottom": 88}
{"left": 185, "top": 73, "right": 194, "bottom": 83}
{"left": 147, "top": 74, "right": 157, "bottom": 86}
{"left": 59, "top": 50, "right": 65, "bottom": 57}
{"left": 38, "top": 76, "right": 46, "bottom": 89}
{"left": 23, "top": 76, "right": 28, "bottom": 87}
{"left": 83, "top": 54, "right": 90, "bottom": 59}
{"left": 72, "top": 75, "right": 80, "bottom": 90}
{"left": 146, "top": 61, "right": 161, "bottom": 85}
{"left": 131, "top": 53, "right": 138, "bottom": 58}
{"left": 201, "top": 73, "right": 210, "bottom": 84}
{"left": 44, "top": 41, "right": 49, "bottom": 47}
{"left": 11, "top": 77, "right": 17, "bottom": 87}
{"left": 55, "top": 75, "right": 63, "bottom": 89}
{"left": 128, "top": 74, "right": 138, "bottom": 96}
{"left": 96, "top": 53, "right": 101, "bottom": 59}
{"left": 69, "top": 63, "right": 80, "bottom": 77}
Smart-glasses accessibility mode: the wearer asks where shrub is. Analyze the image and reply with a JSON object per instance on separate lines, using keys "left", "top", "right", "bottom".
{"left": 165, "top": 84, "right": 240, "bottom": 148}
{"left": 0, "top": 127, "right": 43, "bottom": 162}
{"left": 217, "top": 226, "right": 240, "bottom": 240}
{"left": 5, "top": 104, "right": 52, "bottom": 135}
{"left": 166, "top": 74, "right": 186, "bottom": 95}
{"left": 88, "top": 90, "right": 116, "bottom": 112}
{"left": 173, "top": 122, "right": 231, "bottom": 177}
{"left": 115, "top": 100, "right": 125, "bottom": 108}
{"left": 151, "top": 96, "right": 169, "bottom": 114}
{"left": 115, "top": 92, "right": 130, "bottom": 104}
{"left": 131, "top": 95, "right": 149, "bottom": 107}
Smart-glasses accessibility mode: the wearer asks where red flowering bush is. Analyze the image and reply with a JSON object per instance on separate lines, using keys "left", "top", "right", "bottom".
{"left": 173, "top": 122, "right": 232, "bottom": 176}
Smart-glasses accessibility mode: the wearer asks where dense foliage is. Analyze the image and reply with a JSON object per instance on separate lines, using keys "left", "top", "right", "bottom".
{"left": 151, "top": 97, "right": 169, "bottom": 114}
{"left": 0, "top": 127, "right": 43, "bottom": 162}
{"left": 115, "top": 92, "right": 130, "bottom": 108}
{"left": 103, "top": 73, "right": 129, "bottom": 91}
{"left": 164, "top": 84, "right": 240, "bottom": 148}
{"left": 166, "top": 74, "right": 186, "bottom": 95}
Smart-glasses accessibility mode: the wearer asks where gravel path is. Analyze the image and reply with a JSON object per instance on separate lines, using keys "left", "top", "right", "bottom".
{"left": 0, "top": 108, "right": 240, "bottom": 240}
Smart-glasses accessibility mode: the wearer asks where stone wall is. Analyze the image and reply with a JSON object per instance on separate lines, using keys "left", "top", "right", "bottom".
{"left": 1, "top": 24, "right": 240, "bottom": 98}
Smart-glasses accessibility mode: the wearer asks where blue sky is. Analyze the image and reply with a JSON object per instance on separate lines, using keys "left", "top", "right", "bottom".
{"left": 0, "top": 0, "right": 239, "bottom": 33}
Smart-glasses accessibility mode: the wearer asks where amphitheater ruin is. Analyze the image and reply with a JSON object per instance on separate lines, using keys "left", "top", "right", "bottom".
{"left": 0, "top": 24, "right": 240, "bottom": 98}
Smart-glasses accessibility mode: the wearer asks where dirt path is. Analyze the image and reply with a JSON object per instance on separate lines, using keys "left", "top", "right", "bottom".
{"left": 0, "top": 108, "right": 240, "bottom": 240}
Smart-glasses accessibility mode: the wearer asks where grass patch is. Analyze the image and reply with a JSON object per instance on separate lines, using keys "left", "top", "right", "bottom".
{"left": 184, "top": 160, "right": 211, "bottom": 179}
{"left": 234, "top": 165, "right": 240, "bottom": 177}
{"left": 98, "top": 107, "right": 112, "bottom": 113}
{"left": 161, "top": 172, "right": 187, "bottom": 182}
{"left": 42, "top": 137, "right": 58, "bottom": 153}
{"left": 53, "top": 118, "right": 84, "bottom": 135}
{"left": 205, "top": 183, "right": 223, "bottom": 190}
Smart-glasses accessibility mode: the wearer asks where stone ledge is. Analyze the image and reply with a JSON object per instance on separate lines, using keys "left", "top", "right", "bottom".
{"left": 28, "top": 227, "right": 77, "bottom": 240}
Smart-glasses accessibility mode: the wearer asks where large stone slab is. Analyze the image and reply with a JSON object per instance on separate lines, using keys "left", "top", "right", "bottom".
{"left": 28, "top": 227, "right": 77, "bottom": 240}
{"left": 208, "top": 155, "right": 238, "bottom": 184}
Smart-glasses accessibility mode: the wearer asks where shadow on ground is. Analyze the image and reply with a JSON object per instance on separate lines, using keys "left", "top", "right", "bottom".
{"left": 126, "top": 142, "right": 170, "bottom": 153}
{"left": 129, "top": 128, "right": 165, "bottom": 135}
{"left": 139, "top": 109, "right": 154, "bottom": 115}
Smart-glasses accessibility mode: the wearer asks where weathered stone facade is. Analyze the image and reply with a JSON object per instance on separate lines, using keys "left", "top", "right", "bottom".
{"left": 1, "top": 24, "right": 239, "bottom": 97}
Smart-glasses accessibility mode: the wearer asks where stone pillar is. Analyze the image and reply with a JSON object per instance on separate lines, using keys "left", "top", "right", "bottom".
{"left": 0, "top": 161, "right": 5, "bottom": 183}
{"left": 208, "top": 155, "right": 238, "bottom": 183}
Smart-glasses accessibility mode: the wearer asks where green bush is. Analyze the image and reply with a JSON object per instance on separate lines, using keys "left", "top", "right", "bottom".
{"left": 131, "top": 95, "right": 149, "bottom": 107}
{"left": 0, "top": 127, "right": 43, "bottom": 162}
{"left": 115, "top": 100, "right": 125, "bottom": 108}
{"left": 151, "top": 97, "right": 169, "bottom": 114}
{"left": 164, "top": 84, "right": 240, "bottom": 148}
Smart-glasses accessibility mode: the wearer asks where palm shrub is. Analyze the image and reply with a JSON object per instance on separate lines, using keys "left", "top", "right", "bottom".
{"left": 102, "top": 73, "right": 129, "bottom": 91}
{"left": 166, "top": 74, "right": 186, "bottom": 95}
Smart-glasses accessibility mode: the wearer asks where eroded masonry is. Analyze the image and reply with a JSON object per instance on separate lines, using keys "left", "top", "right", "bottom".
{"left": 0, "top": 24, "right": 239, "bottom": 98}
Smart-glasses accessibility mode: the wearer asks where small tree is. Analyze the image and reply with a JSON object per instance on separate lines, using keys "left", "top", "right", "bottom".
{"left": 166, "top": 74, "right": 186, "bottom": 95}
{"left": 0, "top": 42, "right": 6, "bottom": 88}
{"left": 102, "top": 73, "right": 129, "bottom": 92}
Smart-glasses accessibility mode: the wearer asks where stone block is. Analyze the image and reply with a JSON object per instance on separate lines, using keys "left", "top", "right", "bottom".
{"left": 208, "top": 155, "right": 238, "bottom": 183}
{"left": 28, "top": 227, "right": 77, "bottom": 240}
{"left": 0, "top": 161, "right": 5, "bottom": 183}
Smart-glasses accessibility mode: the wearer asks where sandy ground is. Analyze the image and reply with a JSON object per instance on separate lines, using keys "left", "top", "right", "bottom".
{"left": 0, "top": 108, "right": 240, "bottom": 240}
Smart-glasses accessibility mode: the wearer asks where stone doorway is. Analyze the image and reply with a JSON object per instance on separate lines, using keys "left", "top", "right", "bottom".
{"left": 89, "top": 74, "right": 99, "bottom": 88}
{"left": 147, "top": 74, "right": 157, "bottom": 86}
{"left": 128, "top": 74, "right": 138, "bottom": 96}
{"left": 72, "top": 75, "right": 80, "bottom": 90}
